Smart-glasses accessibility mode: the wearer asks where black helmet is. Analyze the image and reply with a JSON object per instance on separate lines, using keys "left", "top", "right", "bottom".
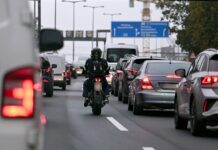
{"left": 91, "top": 48, "right": 102, "bottom": 60}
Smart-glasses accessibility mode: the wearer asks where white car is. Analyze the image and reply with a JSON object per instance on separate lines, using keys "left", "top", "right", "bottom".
{"left": 41, "top": 53, "right": 67, "bottom": 90}
{"left": 0, "top": 0, "right": 63, "bottom": 150}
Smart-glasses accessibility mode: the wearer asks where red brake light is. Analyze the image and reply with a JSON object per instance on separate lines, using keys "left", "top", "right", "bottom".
{"left": 46, "top": 67, "right": 51, "bottom": 73}
{"left": 141, "top": 76, "right": 154, "bottom": 90}
{"left": 201, "top": 76, "right": 218, "bottom": 85}
{"left": 116, "top": 70, "right": 122, "bottom": 75}
{"left": 166, "top": 74, "right": 181, "bottom": 79}
{"left": 127, "top": 69, "right": 138, "bottom": 76}
{"left": 95, "top": 78, "right": 101, "bottom": 82}
{"left": 2, "top": 67, "right": 35, "bottom": 118}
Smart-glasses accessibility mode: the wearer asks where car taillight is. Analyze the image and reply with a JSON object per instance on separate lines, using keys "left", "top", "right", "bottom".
{"left": 95, "top": 78, "right": 101, "bottom": 83}
{"left": 116, "top": 70, "right": 122, "bottom": 75}
{"left": 46, "top": 67, "right": 51, "bottom": 73}
{"left": 2, "top": 67, "right": 35, "bottom": 118}
{"left": 62, "top": 72, "right": 66, "bottom": 77}
{"left": 127, "top": 69, "right": 138, "bottom": 76}
{"left": 201, "top": 76, "right": 218, "bottom": 85}
{"left": 166, "top": 74, "right": 181, "bottom": 79}
{"left": 140, "top": 76, "right": 154, "bottom": 90}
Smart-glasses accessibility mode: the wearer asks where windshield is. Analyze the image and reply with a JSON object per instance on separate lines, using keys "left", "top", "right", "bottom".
{"left": 107, "top": 48, "right": 136, "bottom": 62}
{"left": 146, "top": 62, "right": 190, "bottom": 75}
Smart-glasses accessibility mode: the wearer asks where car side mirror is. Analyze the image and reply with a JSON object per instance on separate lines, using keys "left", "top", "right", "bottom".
{"left": 175, "top": 69, "right": 186, "bottom": 78}
{"left": 52, "top": 64, "right": 57, "bottom": 68}
{"left": 39, "top": 29, "right": 64, "bottom": 52}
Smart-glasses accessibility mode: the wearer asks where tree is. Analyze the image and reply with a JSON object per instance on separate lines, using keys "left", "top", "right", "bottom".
{"left": 156, "top": 1, "right": 218, "bottom": 55}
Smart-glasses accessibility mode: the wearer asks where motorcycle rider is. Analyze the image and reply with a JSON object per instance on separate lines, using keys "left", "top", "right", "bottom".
{"left": 83, "top": 48, "right": 110, "bottom": 107}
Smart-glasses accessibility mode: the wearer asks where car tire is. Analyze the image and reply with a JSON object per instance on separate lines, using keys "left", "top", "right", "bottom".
{"left": 133, "top": 94, "right": 142, "bottom": 115}
{"left": 67, "top": 80, "right": 71, "bottom": 85}
{"left": 174, "top": 98, "right": 188, "bottom": 129}
{"left": 62, "top": 83, "right": 66, "bottom": 91}
{"left": 114, "top": 83, "right": 118, "bottom": 96}
{"left": 122, "top": 87, "right": 128, "bottom": 104}
{"left": 190, "top": 99, "right": 206, "bottom": 136}
{"left": 128, "top": 96, "right": 133, "bottom": 111}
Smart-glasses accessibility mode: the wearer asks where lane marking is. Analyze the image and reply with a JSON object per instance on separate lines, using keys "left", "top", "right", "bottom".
{"left": 142, "top": 147, "right": 155, "bottom": 150}
{"left": 106, "top": 117, "right": 128, "bottom": 131}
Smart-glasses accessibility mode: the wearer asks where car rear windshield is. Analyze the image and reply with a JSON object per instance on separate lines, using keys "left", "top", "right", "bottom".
{"left": 146, "top": 62, "right": 190, "bottom": 75}
{"left": 107, "top": 48, "right": 136, "bottom": 63}
{"left": 209, "top": 55, "right": 218, "bottom": 71}
{"left": 132, "top": 59, "right": 147, "bottom": 71}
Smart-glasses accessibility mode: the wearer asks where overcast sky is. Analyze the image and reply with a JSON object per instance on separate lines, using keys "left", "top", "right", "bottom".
{"left": 29, "top": 0, "right": 170, "bottom": 63}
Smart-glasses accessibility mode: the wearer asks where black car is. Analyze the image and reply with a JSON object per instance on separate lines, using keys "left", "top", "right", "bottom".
{"left": 111, "top": 58, "right": 128, "bottom": 96}
{"left": 41, "top": 57, "right": 56, "bottom": 97}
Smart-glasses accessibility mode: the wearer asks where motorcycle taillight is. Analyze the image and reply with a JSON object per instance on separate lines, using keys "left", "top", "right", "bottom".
{"left": 95, "top": 78, "right": 101, "bottom": 83}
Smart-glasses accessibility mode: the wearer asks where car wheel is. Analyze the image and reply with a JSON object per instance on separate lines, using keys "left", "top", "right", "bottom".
{"left": 133, "top": 94, "right": 142, "bottom": 115}
{"left": 122, "top": 88, "right": 128, "bottom": 104}
{"left": 45, "top": 85, "right": 53, "bottom": 97}
{"left": 190, "top": 99, "right": 206, "bottom": 136}
{"left": 114, "top": 83, "right": 118, "bottom": 96}
{"left": 174, "top": 98, "right": 188, "bottom": 129}
{"left": 111, "top": 84, "right": 114, "bottom": 95}
{"left": 62, "top": 83, "right": 66, "bottom": 90}
{"left": 128, "top": 96, "right": 133, "bottom": 111}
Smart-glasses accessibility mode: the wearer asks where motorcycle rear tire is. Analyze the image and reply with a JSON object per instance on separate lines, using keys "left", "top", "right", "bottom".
{"left": 92, "top": 105, "right": 101, "bottom": 116}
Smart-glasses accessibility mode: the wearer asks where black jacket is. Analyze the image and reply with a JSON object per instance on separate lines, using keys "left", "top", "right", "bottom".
{"left": 85, "top": 58, "right": 108, "bottom": 78}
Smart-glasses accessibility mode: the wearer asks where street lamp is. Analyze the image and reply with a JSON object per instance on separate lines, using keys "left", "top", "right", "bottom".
{"left": 103, "top": 12, "right": 122, "bottom": 43}
{"left": 62, "top": 0, "right": 86, "bottom": 62}
{"left": 83, "top": 5, "right": 104, "bottom": 48}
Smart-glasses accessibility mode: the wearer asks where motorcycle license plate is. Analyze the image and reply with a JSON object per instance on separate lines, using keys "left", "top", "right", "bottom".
{"left": 94, "top": 83, "right": 102, "bottom": 91}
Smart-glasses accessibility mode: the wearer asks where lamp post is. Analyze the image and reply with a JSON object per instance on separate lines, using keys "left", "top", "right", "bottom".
{"left": 83, "top": 5, "right": 104, "bottom": 48}
{"left": 62, "top": 0, "right": 86, "bottom": 62}
{"left": 103, "top": 12, "right": 121, "bottom": 43}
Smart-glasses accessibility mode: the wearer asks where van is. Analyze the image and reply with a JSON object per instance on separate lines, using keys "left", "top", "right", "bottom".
{"left": 42, "top": 53, "right": 67, "bottom": 90}
{"left": 0, "top": 0, "right": 63, "bottom": 150}
{"left": 103, "top": 43, "right": 139, "bottom": 70}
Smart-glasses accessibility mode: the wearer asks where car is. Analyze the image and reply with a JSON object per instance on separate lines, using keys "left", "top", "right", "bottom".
{"left": 119, "top": 56, "right": 164, "bottom": 103}
{"left": 111, "top": 58, "right": 128, "bottom": 96}
{"left": 40, "top": 56, "right": 56, "bottom": 97}
{"left": 65, "top": 63, "right": 72, "bottom": 85}
{"left": 129, "top": 60, "right": 190, "bottom": 115}
{"left": 174, "top": 48, "right": 218, "bottom": 136}
{"left": 43, "top": 53, "right": 67, "bottom": 90}
{"left": 0, "top": 0, "right": 63, "bottom": 150}
{"left": 68, "top": 63, "right": 77, "bottom": 79}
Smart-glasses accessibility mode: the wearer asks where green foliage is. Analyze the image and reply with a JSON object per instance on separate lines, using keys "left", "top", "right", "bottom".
{"left": 156, "top": 1, "right": 218, "bottom": 55}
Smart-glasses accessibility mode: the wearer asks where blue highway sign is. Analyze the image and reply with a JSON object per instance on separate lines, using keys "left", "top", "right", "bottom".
{"left": 111, "top": 21, "right": 169, "bottom": 38}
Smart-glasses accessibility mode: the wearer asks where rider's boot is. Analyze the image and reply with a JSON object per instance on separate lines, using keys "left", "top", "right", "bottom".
{"left": 84, "top": 97, "right": 89, "bottom": 107}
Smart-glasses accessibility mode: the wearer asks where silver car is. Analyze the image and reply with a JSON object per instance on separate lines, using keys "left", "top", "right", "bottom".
{"left": 129, "top": 60, "right": 190, "bottom": 115}
{"left": 175, "top": 48, "right": 218, "bottom": 136}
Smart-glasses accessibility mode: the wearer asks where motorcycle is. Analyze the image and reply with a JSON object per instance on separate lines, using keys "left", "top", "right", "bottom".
{"left": 88, "top": 77, "right": 107, "bottom": 116}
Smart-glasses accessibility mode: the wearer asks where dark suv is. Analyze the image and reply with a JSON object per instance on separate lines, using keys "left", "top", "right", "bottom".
{"left": 175, "top": 48, "right": 218, "bottom": 136}
{"left": 111, "top": 58, "right": 128, "bottom": 96}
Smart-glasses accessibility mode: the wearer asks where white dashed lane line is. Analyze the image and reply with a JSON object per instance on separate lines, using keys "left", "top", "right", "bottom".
{"left": 106, "top": 117, "right": 128, "bottom": 131}
{"left": 142, "top": 147, "right": 155, "bottom": 150}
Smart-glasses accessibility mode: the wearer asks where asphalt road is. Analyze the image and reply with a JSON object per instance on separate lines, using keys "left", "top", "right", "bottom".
{"left": 43, "top": 77, "right": 218, "bottom": 150}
